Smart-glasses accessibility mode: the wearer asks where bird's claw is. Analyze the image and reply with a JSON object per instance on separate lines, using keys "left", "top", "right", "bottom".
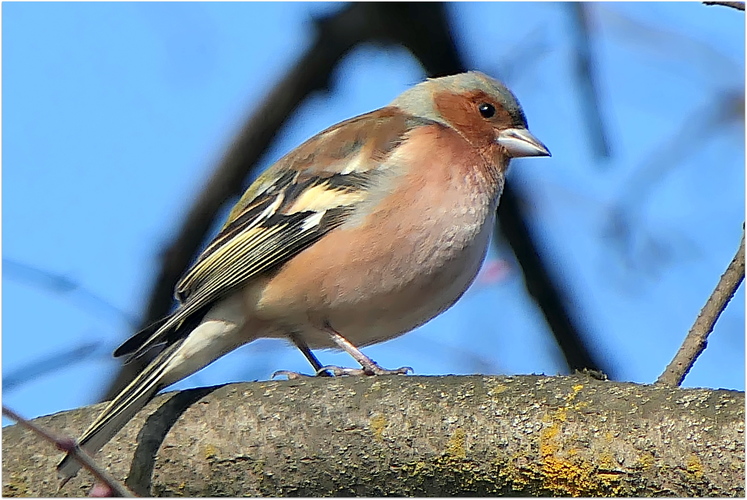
{"left": 271, "top": 370, "right": 313, "bottom": 380}
{"left": 272, "top": 368, "right": 334, "bottom": 379}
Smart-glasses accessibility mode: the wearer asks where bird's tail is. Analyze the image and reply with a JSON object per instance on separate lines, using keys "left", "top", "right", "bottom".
{"left": 56, "top": 338, "right": 185, "bottom": 486}
{"left": 57, "top": 295, "right": 247, "bottom": 487}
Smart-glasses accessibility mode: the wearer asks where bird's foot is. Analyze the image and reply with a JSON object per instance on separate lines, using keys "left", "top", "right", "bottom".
{"left": 316, "top": 323, "right": 413, "bottom": 376}
{"left": 316, "top": 364, "right": 413, "bottom": 377}
{"left": 280, "top": 325, "right": 413, "bottom": 379}
{"left": 272, "top": 364, "right": 411, "bottom": 379}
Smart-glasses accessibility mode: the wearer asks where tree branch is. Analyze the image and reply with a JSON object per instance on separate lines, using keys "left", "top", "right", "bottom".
{"left": 657, "top": 228, "right": 745, "bottom": 386}
{"left": 4, "top": 376, "right": 743, "bottom": 497}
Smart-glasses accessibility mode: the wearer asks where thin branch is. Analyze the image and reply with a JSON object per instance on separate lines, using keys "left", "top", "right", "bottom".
{"left": 703, "top": 1, "right": 745, "bottom": 11}
{"left": 2, "top": 406, "right": 134, "bottom": 497}
{"left": 657, "top": 228, "right": 745, "bottom": 386}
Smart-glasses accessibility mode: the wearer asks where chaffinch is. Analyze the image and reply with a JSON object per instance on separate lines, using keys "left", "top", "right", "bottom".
{"left": 58, "top": 71, "right": 549, "bottom": 482}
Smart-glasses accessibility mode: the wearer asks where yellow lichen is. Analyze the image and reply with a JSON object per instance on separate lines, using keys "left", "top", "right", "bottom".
{"left": 488, "top": 383, "right": 508, "bottom": 396}
{"left": 540, "top": 454, "right": 593, "bottom": 496}
{"left": 533, "top": 383, "right": 624, "bottom": 496}
{"left": 408, "top": 460, "right": 428, "bottom": 476}
{"left": 2, "top": 473, "right": 30, "bottom": 497}
{"left": 203, "top": 444, "right": 219, "bottom": 460}
{"left": 446, "top": 428, "right": 467, "bottom": 459}
{"left": 637, "top": 452, "right": 655, "bottom": 470}
{"left": 598, "top": 453, "right": 615, "bottom": 469}
{"left": 686, "top": 454, "right": 704, "bottom": 479}
{"left": 501, "top": 459, "right": 533, "bottom": 492}
{"left": 370, "top": 414, "right": 388, "bottom": 441}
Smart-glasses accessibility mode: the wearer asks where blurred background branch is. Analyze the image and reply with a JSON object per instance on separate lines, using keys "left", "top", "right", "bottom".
{"left": 3, "top": 342, "right": 103, "bottom": 393}
{"left": 3, "top": 259, "right": 137, "bottom": 328}
{"left": 567, "top": 3, "right": 611, "bottom": 161}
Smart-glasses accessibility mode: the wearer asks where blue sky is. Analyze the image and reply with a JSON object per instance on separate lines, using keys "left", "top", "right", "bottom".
{"left": 3, "top": 2, "right": 745, "bottom": 425}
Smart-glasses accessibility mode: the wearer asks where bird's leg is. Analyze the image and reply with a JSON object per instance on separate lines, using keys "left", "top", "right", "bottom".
{"left": 317, "top": 321, "right": 413, "bottom": 376}
{"left": 272, "top": 326, "right": 412, "bottom": 379}
{"left": 291, "top": 332, "right": 335, "bottom": 377}
{"left": 272, "top": 332, "right": 332, "bottom": 379}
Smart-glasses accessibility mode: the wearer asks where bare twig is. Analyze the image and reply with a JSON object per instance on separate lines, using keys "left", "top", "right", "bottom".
{"left": 703, "top": 1, "right": 745, "bottom": 11}
{"left": 2, "top": 406, "right": 134, "bottom": 497}
{"left": 657, "top": 229, "right": 745, "bottom": 386}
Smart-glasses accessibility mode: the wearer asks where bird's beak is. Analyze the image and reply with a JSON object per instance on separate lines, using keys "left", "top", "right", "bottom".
{"left": 497, "top": 128, "right": 551, "bottom": 158}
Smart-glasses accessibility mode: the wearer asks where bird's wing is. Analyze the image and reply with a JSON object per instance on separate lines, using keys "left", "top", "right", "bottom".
{"left": 114, "top": 109, "right": 429, "bottom": 360}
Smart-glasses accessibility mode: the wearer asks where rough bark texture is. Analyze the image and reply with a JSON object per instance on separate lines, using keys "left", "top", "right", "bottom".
{"left": 4, "top": 375, "right": 744, "bottom": 497}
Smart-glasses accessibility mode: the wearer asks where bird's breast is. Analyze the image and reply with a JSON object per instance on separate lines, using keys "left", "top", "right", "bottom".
{"left": 283, "top": 200, "right": 496, "bottom": 349}
{"left": 247, "top": 122, "right": 503, "bottom": 347}
{"left": 251, "top": 126, "right": 505, "bottom": 348}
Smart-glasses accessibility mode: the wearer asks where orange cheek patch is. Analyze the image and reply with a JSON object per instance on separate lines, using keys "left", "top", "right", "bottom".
{"left": 433, "top": 90, "right": 501, "bottom": 147}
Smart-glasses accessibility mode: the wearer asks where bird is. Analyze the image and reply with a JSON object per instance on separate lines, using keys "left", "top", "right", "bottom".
{"left": 57, "top": 71, "right": 550, "bottom": 483}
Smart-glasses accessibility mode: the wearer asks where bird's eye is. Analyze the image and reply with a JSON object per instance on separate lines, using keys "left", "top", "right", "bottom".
{"left": 478, "top": 103, "right": 496, "bottom": 119}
